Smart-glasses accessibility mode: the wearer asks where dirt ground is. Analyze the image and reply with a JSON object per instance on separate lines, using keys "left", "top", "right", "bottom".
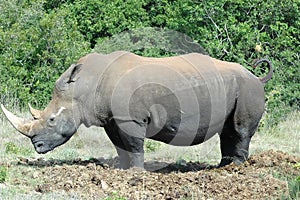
{"left": 3, "top": 150, "right": 298, "bottom": 200}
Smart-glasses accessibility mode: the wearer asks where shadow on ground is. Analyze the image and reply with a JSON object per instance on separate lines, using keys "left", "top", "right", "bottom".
{"left": 15, "top": 156, "right": 216, "bottom": 173}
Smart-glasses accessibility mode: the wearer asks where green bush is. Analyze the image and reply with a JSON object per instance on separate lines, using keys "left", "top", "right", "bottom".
{"left": 70, "top": 0, "right": 149, "bottom": 48}
{"left": 0, "top": 0, "right": 298, "bottom": 127}
{"left": 0, "top": 0, "right": 89, "bottom": 109}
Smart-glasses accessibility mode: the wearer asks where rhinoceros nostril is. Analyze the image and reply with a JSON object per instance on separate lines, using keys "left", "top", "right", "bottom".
{"left": 36, "top": 141, "right": 44, "bottom": 148}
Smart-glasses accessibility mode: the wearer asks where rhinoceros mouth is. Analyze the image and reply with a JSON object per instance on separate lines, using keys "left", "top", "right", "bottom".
{"left": 33, "top": 141, "right": 54, "bottom": 154}
{"left": 36, "top": 149, "right": 50, "bottom": 154}
{"left": 35, "top": 147, "right": 53, "bottom": 154}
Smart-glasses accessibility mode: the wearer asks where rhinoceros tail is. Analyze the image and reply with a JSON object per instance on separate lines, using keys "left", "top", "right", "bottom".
{"left": 252, "top": 59, "right": 273, "bottom": 84}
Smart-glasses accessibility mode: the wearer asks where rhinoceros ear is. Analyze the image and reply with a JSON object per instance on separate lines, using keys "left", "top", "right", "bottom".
{"left": 56, "top": 63, "right": 82, "bottom": 91}
{"left": 67, "top": 63, "right": 83, "bottom": 83}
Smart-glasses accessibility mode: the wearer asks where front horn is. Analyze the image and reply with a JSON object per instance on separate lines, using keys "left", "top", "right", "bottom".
{"left": 1, "top": 104, "right": 33, "bottom": 137}
{"left": 28, "top": 103, "right": 42, "bottom": 119}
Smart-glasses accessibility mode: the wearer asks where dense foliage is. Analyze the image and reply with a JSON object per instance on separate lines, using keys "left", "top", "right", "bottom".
{"left": 0, "top": 0, "right": 299, "bottom": 127}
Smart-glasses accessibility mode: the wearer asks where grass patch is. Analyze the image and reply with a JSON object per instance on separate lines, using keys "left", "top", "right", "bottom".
{"left": 61, "top": 149, "right": 80, "bottom": 160}
{"left": 104, "top": 191, "right": 127, "bottom": 200}
{"left": 144, "top": 139, "right": 161, "bottom": 153}
{"left": 289, "top": 163, "right": 300, "bottom": 199}
{"left": 0, "top": 166, "right": 7, "bottom": 183}
{"left": 274, "top": 163, "right": 300, "bottom": 200}
{"left": 287, "top": 177, "right": 300, "bottom": 200}
{"left": 294, "top": 162, "right": 300, "bottom": 169}
{"left": 4, "top": 142, "right": 33, "bottom": 156}
{"left": 250, "top": 111, "right": 300, "bottom": 157}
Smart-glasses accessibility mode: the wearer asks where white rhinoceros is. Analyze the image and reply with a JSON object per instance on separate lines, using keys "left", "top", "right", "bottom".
{"left": 1, "top": 51, "right": 273, "bottom": 169}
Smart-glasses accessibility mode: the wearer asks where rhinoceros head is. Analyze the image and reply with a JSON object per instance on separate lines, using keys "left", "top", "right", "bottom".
{"left": 1, "top": 63, "right": 82, "bottom": 154}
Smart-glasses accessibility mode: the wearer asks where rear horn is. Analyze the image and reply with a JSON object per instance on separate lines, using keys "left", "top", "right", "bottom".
{"left": 28, "top": 103, "right": 42, "bottom": 119}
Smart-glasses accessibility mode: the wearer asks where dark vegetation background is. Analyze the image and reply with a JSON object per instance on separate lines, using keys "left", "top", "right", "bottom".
{"left": 0, "top": 0, "right": 299, "bottom": 128}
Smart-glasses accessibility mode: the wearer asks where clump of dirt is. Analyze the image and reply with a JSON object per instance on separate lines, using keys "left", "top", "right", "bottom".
{"left": 11, "top": 150, "right": 300, "bottom": 199}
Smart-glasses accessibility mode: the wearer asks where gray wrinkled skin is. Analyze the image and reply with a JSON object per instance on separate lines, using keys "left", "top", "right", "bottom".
{"left": 2, "top": 51, "right": 273, "bottom": 169}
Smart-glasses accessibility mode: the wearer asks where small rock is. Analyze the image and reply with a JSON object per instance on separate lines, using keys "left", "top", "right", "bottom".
{"left": 101, "top": 180, "right": 109, "bottom": 190}
{"left": 128, "top": 177, "right": 142, "bottom": 186}
{"left": 102, "top": 163, "right": 109, "bottom": 169}
{"left": 65, "top": 180, "right": 73, "bottom": 186}
{"left": 64, "top": 180, "right": 73, "bottom": 191}
{"left": 73, "top": 158, "right": 82, "bottom": 163}
{"left": 35, "top": 184, "right": 50, "bottom": 193}
{"left": 91, "top": 174, "right": 101, "bottom": 185}
{"left": 18, "top": 157, "right": 28, "bottom": 164}
{"left": 87, "top": 163, "right": 96, "bottom": 170}
{"left": 32, "top": 171, "right": 39, "bottom": 179}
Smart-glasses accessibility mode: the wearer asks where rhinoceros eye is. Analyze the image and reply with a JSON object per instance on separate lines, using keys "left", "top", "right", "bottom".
{"left": 48, "top": 115, "right": 56, "bottom": 126}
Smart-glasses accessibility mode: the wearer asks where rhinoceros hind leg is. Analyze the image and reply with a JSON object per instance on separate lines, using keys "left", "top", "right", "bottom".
{"left": 219, "top": 131, "right": 251, "bottom": 167}
{"left": 218, "top": 116, "right": 257, "bottom": 167}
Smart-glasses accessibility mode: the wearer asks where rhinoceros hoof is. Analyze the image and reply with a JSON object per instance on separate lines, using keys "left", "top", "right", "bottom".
{"left": 219, "top": 156, "right": 246, "bottom": 167}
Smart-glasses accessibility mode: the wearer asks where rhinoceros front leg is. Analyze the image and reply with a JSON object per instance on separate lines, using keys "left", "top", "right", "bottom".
{"left": 104, "top": 119, "right": 146, "bottom": 169}
{"left": 114, "top": 146, "right": 131, "bottom": 169}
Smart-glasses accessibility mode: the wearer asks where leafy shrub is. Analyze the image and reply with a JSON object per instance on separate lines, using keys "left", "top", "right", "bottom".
{"left": 0, "top": 0, "right": 89, "bottom": 109}
{"left": 70, "top": 0, "right": 149, "bottom": 48}
{"left": 94, "top": 26, "right": 206, "bottom": 58}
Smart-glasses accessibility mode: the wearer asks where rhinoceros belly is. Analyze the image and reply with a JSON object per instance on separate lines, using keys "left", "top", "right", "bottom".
{"left": 137, "top": 83, "right": 225, "bottom": 146}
